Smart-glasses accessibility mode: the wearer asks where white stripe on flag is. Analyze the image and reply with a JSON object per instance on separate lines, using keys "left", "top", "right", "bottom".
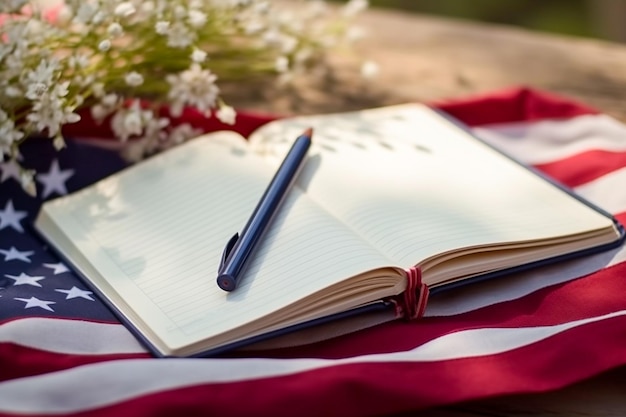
{"left": 1, "top": 310, "right": 624, "bottom": 414}
{"left": 0, "top": 318, "right": 145, "bottom": 354}
{"left": 473, "top": 114, "right": 626, "bottom": 164}
{"left": 575, "top": 166, "right": 626, "bottom": 218}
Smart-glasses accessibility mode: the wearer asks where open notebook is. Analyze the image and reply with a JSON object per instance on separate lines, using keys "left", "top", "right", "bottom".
{"left": 34, "top": 104, "right": 625, "bottom": 357}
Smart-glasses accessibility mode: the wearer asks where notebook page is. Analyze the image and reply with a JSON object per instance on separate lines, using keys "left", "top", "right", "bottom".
{"left": 41, "top": 132, "right": 391, "bottom": 350}
{"left": 249, "top": 105, "right": 615, "bottom": 268}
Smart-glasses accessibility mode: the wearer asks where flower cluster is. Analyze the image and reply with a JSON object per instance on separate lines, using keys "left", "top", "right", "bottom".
{"left": 0, "top": 0, "right": 370, "bottom": 195}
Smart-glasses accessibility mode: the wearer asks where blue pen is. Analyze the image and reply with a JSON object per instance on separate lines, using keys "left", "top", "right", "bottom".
{"left": 216, "top": 128, "right": 313, "bottom": 291}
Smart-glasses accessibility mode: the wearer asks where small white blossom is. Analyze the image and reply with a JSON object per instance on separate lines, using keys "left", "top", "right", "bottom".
{"left": 114, "top": 2, "right": 136, "bottom": 17}
{"left": 168, "top": 123, "right": 202, "bottom": 145}
{"left": 280, "top": 36, "right": 298, "bottom": 54}
{"left": 111, "top": 101, "right": 152, "bottom": 141}
{"left": 20, "top": 169, "right": 36, "bottom": 197}
{"left": 188, "top": 10, "right": 207, "bottom": 28}
{"left": 53, "top": 135, "right": 66, "bottom": 150}
{"left": 75, "top": 3, "right": 97, "bottom": 24}
{"left": 275, "top": 56, "right": 289, "bottom": 73}
{"left": 5, "top": 86, "right": 22, "bottom": 97}
{"left": 173, "top": 5, "right": 187, "bottom": 19}
{"left": 216, "top": 105, "right": 236, "bottom": 125}
{"left": 140, "top": 1, "right": 155, "bottom": 15}
{"left": 92, "top": 11, "right": 106, "bottom": 25}
{"left": 0, "top": 110, "right": 24, "bottom": 154}
{"left": 107, "top": 22, "right": 124, "bottom": 37}
{"left": 90, "top": 104, "right": 109, "bottom": 120}
{"left": 26, "top": 82, "right": 81, "bottom": 137}
{"left": 69, "top": 54, "right": 90, "bottom": 69}
{"left": 166, "top": 22, "right": 196, "bottom": 48}
{"left": 98, "top": 39, "right": 112, "bottom": 52}
{"left": 360, "top": 60, "right": 379, "bottom": 79}
{"left": 55, "top": 5, "right": 74, "bottom": 25}
{"left": 191, "top": 48, "right": 208, "bottom": 63}
{"left": 125, "top": 71, "right": 144, "bottom": 87}
{"left": 166, "top": 64, "right": 219, "bottom": 116}
{"left": 92, "top": 82, "right": 106, "bottom": 98}
{"left": 155, "top": 20, "right": 170, "bottom": 35}
{"left": 23, "top": 59, "right": 58, "bottom": 100}
{"left": 102, "top": 93, "right": 120, "bottom": 107}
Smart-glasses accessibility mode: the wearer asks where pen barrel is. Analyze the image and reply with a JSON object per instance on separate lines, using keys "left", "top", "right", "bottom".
{"left": 216, "top": 133, "right": 311, "bottom": 291}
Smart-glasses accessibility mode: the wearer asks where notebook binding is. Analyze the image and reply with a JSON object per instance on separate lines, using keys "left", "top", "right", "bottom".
{"left": 392, "top": 266, "right": 429, "bottom": 320}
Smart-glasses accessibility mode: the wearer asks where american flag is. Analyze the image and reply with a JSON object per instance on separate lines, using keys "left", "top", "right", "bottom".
{"left": 1, "top": 88, "right": 626, "bottom": 417}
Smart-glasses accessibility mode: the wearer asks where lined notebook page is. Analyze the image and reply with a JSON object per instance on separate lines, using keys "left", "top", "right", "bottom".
{"left": 250, "top": 105, "right": 615, "bottom": 268}
{"left": 43, "top": 132, "right": 391, "bottom": 350}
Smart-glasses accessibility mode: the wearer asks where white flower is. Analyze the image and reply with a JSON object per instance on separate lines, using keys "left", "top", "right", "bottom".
{"left": 114, "top": 2, "right": 136, "bottom": 17}
{"left": 98, "top": 39, "right": 112, "bottom": 52}
{"left": 191, "top": 48, "right": 207, "bottom": 63}
{"left": 55, "top": 5, "right": 74, "bottom": 25}
{"left": 280, "top": 36, "right": 298, "bottom": 54}
{"left": 125, "top": 71, "right": 144, "bottom": 87}
{"left": 173, "top": 5, "right": 187, "bottom": 19}
{"left": 216, "top": 105, "right": 236, "bottom": 125}
{"left": 166, "top": 22, "right": 196, "bottom": 48}
{"left": 92, "top": 82, "right": 106, "bottom": 98}
{"left": 75, "top": 3, "right": 97, "bottom": 24}
{"left": 69, "top": 54, "right": 90, "bottom": 69}
{"left": 187, "top": 10, "right": 207, "bottom": 28}
{"left": 92, "top": 11, "right": 105, "bottom": 25}
{"left": 107, "top": 22, "right": 124, "bottom": 37}
{"left": 20, "top": 169, "right": 36, "bottom": 197}
{"left": 5, "top": 86, "right": 22, "bottom": 97}
{"left": 23, "top": 59, "right": 58, "bottom": 100}
{"left": 168, "top": 123, "right": 202, "bottom": 145}
{"left": 102, "top": 93, "right": 119, "bottom": 107}
{"left": 360, "top": 60, "right": 379, "bottom": 79}
{"left": 111, "top": 101, "right": 152, "bottom": 141}
{"left": 0, "top": 110, "right": 24, "bottom": 154}
{"left": 166, "top": 64, "right": 219, "bottom": 117}
{"left": 26, "top": 82, "right": 81, "bottom": 137}
{"left": 155, "top": 20, "right": 170, "bottom": 35}
{"left": 275, "top": 56, "right": 289, "bottom": 73}
{"left": 90, "top": 104, "right": 109, "bottom": 120}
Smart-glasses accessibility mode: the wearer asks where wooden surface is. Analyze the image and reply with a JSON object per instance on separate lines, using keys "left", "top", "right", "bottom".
{"left": 230, "top": 5, "right": 626, "bottom": 123}
{"left": 230, "top": 6, "right": 626, "bottom": 417}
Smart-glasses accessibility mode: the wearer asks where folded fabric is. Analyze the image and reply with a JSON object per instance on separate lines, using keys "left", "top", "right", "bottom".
{"left": 0, "top": 87, "right": 625, "bottom": 417}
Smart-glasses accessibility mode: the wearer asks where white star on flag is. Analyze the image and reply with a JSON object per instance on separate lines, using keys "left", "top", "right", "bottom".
{"left": 55, "top": 286, "right": 95, "bottom": 301}
{"left": 44, "top": 262, "right": 70, "bottom": 274}
{"left": 5, "top": 272, "right": 45, "bottom": 287}
{"left": 0, "top": 200, "right": 28, "bottom": 233}
{"left": 14, "top": 296, "right": 56, "bottom": 312}
{"left": 0, "top": 246, "right": 34, "bottom": 262}
{"left": 0, "top": 159, "right": 21, "bottom": 183}
{"left": 37, "top": 159, "right": 75, "bottom": 198}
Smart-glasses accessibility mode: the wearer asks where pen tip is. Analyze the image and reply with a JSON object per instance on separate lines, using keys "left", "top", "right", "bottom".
{"left": 303, "top": 127, "right": 313, "bottom": 138}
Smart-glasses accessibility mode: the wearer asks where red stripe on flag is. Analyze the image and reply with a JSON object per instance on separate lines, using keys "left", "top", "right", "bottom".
{"left": 433, "top": 87, "right": 598, "bottom": 127}
{"left": 7, "top": 314, "right": 626, "bottom": 417}
{"left": 0, "top": 343, "right": 147, "bottom": 382}
{"left": 534, "top": 149, "right": 626, "bottom": 187}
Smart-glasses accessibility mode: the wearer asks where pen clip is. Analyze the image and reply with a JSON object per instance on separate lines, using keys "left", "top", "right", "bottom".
{"left": 218, "top": 233, "right": 239, "bottom": 272}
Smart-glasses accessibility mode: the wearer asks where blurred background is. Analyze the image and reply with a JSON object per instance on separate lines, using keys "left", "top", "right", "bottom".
{"left": 358, "top": 0, "right": 626, "bottom": 43}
